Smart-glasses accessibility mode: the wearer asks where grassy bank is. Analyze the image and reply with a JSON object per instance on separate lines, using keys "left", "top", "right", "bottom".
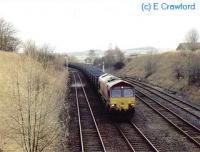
{"left": 114, "top": 51, "right": 200, "bottom": 104}
{"left": 0, "top": 51, "right": 67, "bottom": 151}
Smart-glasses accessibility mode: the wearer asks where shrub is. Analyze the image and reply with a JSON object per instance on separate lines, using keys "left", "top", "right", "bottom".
{"left": 113, "top": 61, "right": 125, "bottom": 70}
{"left": 174, "top": 65, "right": 185, "bottom": 80}
{"left": 187, "top": 52, "right": 200, "bottom": 85}
{"left": 144, "top": 55, "right": 157, "bottom": 78}
{"left": 176, "top": 51, "right": 200, "bottom": 85}
{"left": 23, "top": 41, "right": 65, "bottom": 71}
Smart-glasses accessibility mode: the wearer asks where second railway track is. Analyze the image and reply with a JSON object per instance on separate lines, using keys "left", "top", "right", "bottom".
{"left": 115, "top": 121, "right": 159, "bottom": 152}
{"left": 136, "top": 94, "right": 200, "bottom": 148}
{"left": 125, "top": 77, "right": 200, "bottom": 119}
{"left": 73, "top": 72, "right": 106, "bottom": 152}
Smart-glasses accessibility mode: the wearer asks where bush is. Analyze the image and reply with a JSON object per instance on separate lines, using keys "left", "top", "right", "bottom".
{"left": 174, "top": 65, "right": 185, "bottom": 80}
{"left": 23, "top": 41, "right": 65, "bottom": 71}
{"left": 175, "top": 52, "right": 200, "bottom": 85}
{"left": 187, "top": 52, "right": 200, "bottom": 85}
{"left": 103, "top": 47, "right": 125, "bottom": 70}
{"left": 113, "top": 61, "right": 125, "bottom": 70}
{"left": 144, "top": 55, "right": 157, "bottom": 78}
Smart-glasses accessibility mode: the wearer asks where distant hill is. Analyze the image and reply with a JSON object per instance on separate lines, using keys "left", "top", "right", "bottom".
{"left": 122, "top": 47, "right": 158, "bottom": 56}
{"left": 67, "top": 47, "right": 168, "bottom": 61}
{"left": 67, "top": 50, "right": 104, "bottom": 61}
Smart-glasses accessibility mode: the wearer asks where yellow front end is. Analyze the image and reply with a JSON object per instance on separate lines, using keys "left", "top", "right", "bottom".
{"left": 109, "top": 96, "right": 136, "bottom": 111}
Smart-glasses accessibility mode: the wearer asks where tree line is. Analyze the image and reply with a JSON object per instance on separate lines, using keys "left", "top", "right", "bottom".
{"left": 86, "top": 46, "right": 125, "bottom": 71}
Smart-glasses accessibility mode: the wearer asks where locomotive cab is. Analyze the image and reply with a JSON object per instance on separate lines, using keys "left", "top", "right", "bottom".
{"left": 109, "top": 82, "right": 136, "bottom": 111}
{"left": 99, "top": 73, "right": 136, "bottom": 116}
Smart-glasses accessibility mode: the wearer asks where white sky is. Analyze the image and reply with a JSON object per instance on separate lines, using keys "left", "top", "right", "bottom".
{"left": 0, "top": 0, "right": 200, "bottom": 53}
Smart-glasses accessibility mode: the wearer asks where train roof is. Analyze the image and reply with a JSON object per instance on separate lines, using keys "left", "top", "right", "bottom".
{"left": 69, "top": 62, "right": 105, "bottom": 77}
{"left": 107, "top": 80, "right": 133, "bottom": 88}
{"left": 99, "top": 73, "right": 133, "bottom": 88}
{"left": 99, "top": 73, "right": 120, "bottom": 80}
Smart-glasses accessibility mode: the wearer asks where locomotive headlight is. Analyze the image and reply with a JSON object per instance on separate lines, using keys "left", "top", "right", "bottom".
{"left": 129, "top": 103, "right": 135, "bottom": 107}
{"left": 111, "top": 104, "right": 116, "bottom": 108}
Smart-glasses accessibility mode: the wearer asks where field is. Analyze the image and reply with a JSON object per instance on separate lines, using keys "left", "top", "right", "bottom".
{"left": 114, "top": 51, "right": 200, "bottom": 104}
{"left": 0, "top": 51, "right": 67, "bottom": 151}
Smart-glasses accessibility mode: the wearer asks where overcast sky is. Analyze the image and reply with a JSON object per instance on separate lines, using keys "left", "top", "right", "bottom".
{"left": 0, "top": 0, "right": 200, "bottom": 53}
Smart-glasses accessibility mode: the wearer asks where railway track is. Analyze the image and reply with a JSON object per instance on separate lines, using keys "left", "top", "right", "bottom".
{"left": 135, "top": 93, "right": 200, "bottom": 148}
{"left": 73, "top": 72, "right": 106, "bottom": 152}
{"left": 125, "top": 77, "right": 200, "bottom": 119}
{"left": 115, "top": 121, "right": 159, "bottom": 152}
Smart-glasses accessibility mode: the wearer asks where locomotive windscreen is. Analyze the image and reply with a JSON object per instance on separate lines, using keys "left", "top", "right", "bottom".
{"left": 123, "top": 88, "right": 134, "bottom": 97}
{"left": 111, "top": 89, "right": 121, "bottom": 97}
{"left": 111, "top": 86, "right": 134, "bottom": 98}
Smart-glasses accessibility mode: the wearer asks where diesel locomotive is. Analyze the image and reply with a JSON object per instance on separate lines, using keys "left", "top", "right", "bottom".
{"left": 69, "top": 63, "right": 136, "bottom": 117}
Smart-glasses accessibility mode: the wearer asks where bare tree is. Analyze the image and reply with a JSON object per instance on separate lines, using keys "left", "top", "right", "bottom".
{"left": 114, "top": 46, "right": 125, "bottom": 62}
{"left": 23, "top": 41, "right": 56, "bottom": 69}
{"left": 144, "top": 51, "right": 157, "bottom": 78}
{"left": 88, "top": 49, "right": 96, "bottom": 64}
{"left": 103, "top": 46, "right": 125, "bottom": 70}
{"left": 186, "top": 29, "right": 199, "bottom": 51}
{"left": 0, "top": 18, "right": 20, "bottom": 51}
{"left": 186, "top": 52, "right": 200, "bottom": 85}
{"left": 10, "top": 47, "right": 66, "bottom": 151}
{"left": 104, "top": 49, "right": 115, "bottom": 69}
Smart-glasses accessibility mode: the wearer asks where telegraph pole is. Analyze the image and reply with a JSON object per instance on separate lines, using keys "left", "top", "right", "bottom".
{"left": 65, "top": 55, "right": 68, "bottom": 70}
{"left": 102, "top": 61, "right": 105, "bottom": 72}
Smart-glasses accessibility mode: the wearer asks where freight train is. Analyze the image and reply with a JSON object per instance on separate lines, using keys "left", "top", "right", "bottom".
{"left": 69, "top": 63, "right": 136, "bottom": 118}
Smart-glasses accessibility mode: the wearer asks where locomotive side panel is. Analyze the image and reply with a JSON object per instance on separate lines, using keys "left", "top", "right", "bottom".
{"left": 99, "top": 82, "right": 109, "bottom": 101}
